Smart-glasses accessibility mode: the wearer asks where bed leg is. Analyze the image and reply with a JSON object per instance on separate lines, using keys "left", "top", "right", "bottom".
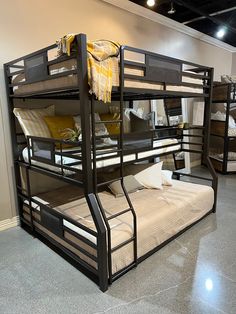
{"left": 97, "top": 225, "right": 109, "bottom": 292}
{"left": 99, "top": 280, "right": 108, "bottom": 292}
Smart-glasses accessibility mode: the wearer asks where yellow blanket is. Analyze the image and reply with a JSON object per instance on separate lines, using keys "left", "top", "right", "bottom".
{"left": 57, "top": 34, "right": 120, "bottom": 103}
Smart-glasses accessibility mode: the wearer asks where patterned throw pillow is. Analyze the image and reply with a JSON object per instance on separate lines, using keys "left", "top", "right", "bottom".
{"left": 13, "top": 105, "right": 55, "bottom": 138}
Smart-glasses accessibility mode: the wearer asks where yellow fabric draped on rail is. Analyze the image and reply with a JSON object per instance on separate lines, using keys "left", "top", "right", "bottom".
{"left": 57, "top": 34, "right": 120, "bottom": 103}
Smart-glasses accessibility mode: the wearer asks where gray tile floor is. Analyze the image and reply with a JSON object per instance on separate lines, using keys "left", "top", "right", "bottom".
{"left": 0, "top": 170, "right": 236, "bottom": 314}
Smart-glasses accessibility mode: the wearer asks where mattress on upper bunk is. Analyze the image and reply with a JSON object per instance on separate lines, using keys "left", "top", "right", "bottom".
{"left": 13, "top": 58, "right": 204, "bottom": 95}
{"left": 23, "top": 180, "right": 214, "bottom": 274}
{"left": 21, "top": 138, "right": 181, "bottom": 173}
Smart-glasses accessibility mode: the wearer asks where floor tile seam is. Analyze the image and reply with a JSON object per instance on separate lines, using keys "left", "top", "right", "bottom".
{"left": 93, "top": 275, "right": 194, "bottom": 314}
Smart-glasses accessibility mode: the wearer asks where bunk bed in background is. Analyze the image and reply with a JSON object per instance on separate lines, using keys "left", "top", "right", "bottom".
{"left": 4, "top": 33, "right": 218, "bottom": 292}
{"left": 210, "top": 82, "right": 236, "bottom": 174}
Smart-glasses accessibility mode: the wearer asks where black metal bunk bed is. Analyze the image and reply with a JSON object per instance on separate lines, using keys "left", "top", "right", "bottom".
{"left": 210, "top": 82, "right": 236, "bottom": 174}
{"left": 4, "top": 33, "right": 218, "bottom": 292}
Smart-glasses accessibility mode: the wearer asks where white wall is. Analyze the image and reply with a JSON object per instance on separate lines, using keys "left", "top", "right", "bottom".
{"left": 232, "top": 53, "right": 236, "bottom": 75}
{"left": 0, "top": 0, "right": 234, "bottom": 222}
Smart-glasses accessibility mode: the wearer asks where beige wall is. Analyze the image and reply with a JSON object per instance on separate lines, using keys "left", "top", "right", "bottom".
{"left": 0, "top": 0, "right": 234, "bottom": 222}
{"left": 232, "top": 53, "right": 236, "bottom": 75}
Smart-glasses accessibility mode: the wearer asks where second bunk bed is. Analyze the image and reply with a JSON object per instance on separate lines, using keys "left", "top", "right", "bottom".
{"left": 210, "top": 81, "right": 236, "bottom": 173}
{"left": 4, "top": 33, "right": 217, "bottom": 292}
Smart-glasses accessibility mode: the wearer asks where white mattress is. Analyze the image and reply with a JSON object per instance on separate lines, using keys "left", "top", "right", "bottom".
{"left": 13, "top": 58, "right": 204, "bottom": 95}
{"left": 22, "top": 138, "right": 181, "bottom": 173}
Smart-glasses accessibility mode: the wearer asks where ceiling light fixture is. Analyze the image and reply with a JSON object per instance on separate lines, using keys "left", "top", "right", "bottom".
{"left": 216, "top": 27, "right": 226, "bottom": 39}
{"left": 147, "top": 0, "right": 156, "bottom": 7}
{"left": 168, "top": 2, "right": 176, "bottom": 14}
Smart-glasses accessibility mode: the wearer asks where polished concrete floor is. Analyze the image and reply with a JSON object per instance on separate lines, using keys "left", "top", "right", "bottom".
{"left": 0, "top": 170, "right": 236, "bottom": 314}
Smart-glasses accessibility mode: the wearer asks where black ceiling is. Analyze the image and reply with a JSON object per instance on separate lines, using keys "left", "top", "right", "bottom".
{"left": 129, "top": 0, "right": 236, "bottom": 47}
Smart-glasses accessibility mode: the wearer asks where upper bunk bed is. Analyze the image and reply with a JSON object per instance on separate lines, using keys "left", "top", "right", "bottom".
{"left": 5, "top": 35, "right": 212, "bottom": 101}
{"left": 4, "top": 34, "right": 214, "bottom": 183}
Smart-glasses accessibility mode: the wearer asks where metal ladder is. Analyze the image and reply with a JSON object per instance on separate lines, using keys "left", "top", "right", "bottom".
{"left": 91, "top": 96, "right": 137, "bottom": 284}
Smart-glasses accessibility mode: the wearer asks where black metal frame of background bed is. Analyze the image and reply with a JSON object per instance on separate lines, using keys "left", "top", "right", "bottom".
{"left": 210, "top": 82, "right": 236, "bottom": 174}
{"left": 4, "top": 33, "right": 218, "bottom": 292}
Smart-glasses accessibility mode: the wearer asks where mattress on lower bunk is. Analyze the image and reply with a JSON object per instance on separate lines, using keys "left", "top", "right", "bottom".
{"left": 22, "top": 138, "right": 181, "bottom": 173}
{"left": 13, "top": 58, "right": 204, "bottom": 95}
{"left": 23, "top": 180, "right": 214, "bottom": 274}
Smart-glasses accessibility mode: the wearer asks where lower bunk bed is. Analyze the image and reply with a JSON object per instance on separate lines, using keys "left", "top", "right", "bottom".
{"left": 21, "top": 175, "right": 214, "bottom": 289}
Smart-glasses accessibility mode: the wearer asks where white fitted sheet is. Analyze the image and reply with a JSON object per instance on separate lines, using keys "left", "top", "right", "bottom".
{"left": 22, "top": 138, "right": 181, "bottom": 173}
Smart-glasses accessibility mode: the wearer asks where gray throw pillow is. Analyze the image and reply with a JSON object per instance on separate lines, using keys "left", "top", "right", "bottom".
{"left": 108, "top": 175, "right": 144, "bottom": 197}
{"left": 130, "top": 111, "right": 155, "bottom": 133}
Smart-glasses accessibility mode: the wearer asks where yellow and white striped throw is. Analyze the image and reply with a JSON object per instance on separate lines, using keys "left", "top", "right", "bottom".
{"left": 57, "top": 35, "right": 120, "bottom": 103}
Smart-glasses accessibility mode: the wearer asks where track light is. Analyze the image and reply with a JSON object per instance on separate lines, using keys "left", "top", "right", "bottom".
{"left": 216, "top": 27, "right": 226, "bottom": 39}
{"left": 168, "top": 2, "right": 176, "bottom": 14}
{"left": 147, "top": 0, "right": 156, "bottom": 7}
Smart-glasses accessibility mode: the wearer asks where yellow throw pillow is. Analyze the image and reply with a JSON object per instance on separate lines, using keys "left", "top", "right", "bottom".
{"left": 43, "top": 115, "right": 75, "bottom": 148}
{"left": 99, "top": 113, "right": 120, "bottom": 135}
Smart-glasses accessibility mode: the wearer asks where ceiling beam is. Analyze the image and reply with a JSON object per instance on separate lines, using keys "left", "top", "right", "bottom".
{"left": 173, "top": 0, "right": 236, "bottom": 35}
{"left": 183, "top": 6, "right": 236, "bottom": 25}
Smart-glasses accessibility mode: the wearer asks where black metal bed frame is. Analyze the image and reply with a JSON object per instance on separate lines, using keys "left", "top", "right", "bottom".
{"left": 210, "top": 82, "right": 236, "bottom": 174}
{"left": 4, "top": 33, "right": 218, "bottom": 292}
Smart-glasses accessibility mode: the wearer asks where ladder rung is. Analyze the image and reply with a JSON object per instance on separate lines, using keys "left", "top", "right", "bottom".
{"left": 107, "top": 208, "right": 131, "bottom": 220}
{"left": 111, "top": 237, "right": 135, "bottom": 253}
{"left": 97, "top": 177, "right": 122, "bottom": 187}
{"left": 112, "top": 262, "right": 137, "bottom": 281}
{"left": 95, "top": 120, "right": 122, "bottom": 124}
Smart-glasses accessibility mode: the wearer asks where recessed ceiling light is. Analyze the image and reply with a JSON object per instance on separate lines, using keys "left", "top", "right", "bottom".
{"left": 168, "top": 2, "right": 176, "bottom": 14}
{"left": 216, "top": 27, "right": 226, "bottom": 39}
{"left": 147, "top": 0, "right": 156, "bottom": 7}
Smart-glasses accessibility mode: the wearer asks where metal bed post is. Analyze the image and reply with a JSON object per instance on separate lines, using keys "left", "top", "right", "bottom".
{"left": 203, "top": 68, "right": 214, "bottom": 164}
{"left": 163, "top": 98, "right": 179, "bottom": 170}
{"left": 222, "top": 84, "right": 231, "bottom": 174}
{"left": 90, "top": 94, "right": 113, "bottom": 285}
{"left": 120, "top": 46, "right": 138, "bottom": 268}
{"left": 75, "top": 34, "right": 108, "bottom": 291}
{"left": 203, "top": 67, "right": 218, "bottom": 211}
{"left": 25, "top": 166, "right": 34, "bottom": 231}
{"left": 3, "top": 64, "right": 24, "bottom": 226}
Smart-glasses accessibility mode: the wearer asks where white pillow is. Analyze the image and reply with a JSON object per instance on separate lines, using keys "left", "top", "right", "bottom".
{"left": 13, "top": 105, "right": 55, "bottom": 138}
{"left": 162, "top": 170, "right": 173, "bottom": 186}
{"left": 228, "top": 115, "right": 236, "bottom": 128}
{"left": 134, "top": 162, "right": 163, "bottom": 189}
